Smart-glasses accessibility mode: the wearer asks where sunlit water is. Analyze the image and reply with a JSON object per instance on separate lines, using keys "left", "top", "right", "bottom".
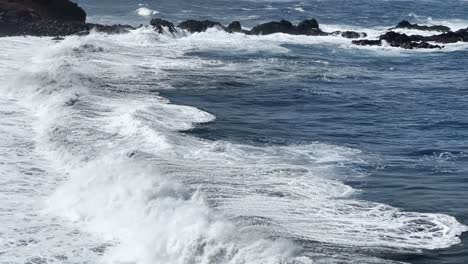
{"left": 0, "top": 0, "right": 467, "bottom": 263}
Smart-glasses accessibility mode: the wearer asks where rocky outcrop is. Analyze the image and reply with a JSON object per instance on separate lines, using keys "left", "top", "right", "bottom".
{"left": 0, "top": 0, "right": 86, "bottom": 23}
{"left": 226, "top": 21, "right": 242, "bottom": 33}
{"left": 352, "top": 27, "right": 468, "bottom": 49}
{"left": 150, "top": 18, "right": 176, "bottom": 33}
{"left": 249, "top": 19, "right": 328, "bottom": 36}
{"left": 352, "top": 31, "right": 443, "bottom": 49}
{"left": 391, "top": 20, "right": 451, "bottom": 32}
{"left": 177, "top": 20, "right": 224, "bottom": 33}
{"left": 0, "top": 0, "right": 133, "bottom": 37}
{"left": 250, "top": 20, "right": 295, "bottom": 35}
{"left": 425, "top": 28, "right": 468, "bottom": 43}
{"left": 158, "top": 18, "right": 364, "bottom": 38}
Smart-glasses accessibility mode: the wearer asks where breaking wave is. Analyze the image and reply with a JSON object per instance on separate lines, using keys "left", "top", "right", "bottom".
{"left": 0, "top": 27, "right": 466, "bottom": 264}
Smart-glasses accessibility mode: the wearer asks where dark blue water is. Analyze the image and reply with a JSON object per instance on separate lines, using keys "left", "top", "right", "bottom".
{"left": 76, "top": 1, "right": 468, "bottom": 263}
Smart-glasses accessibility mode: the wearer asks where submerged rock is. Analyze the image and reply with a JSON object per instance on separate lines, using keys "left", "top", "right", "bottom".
{"left": 392, "top": 20, "right": 451, "bottom": 32}
{"left": 332, "top": 31, "right": 367, "bottom": 39}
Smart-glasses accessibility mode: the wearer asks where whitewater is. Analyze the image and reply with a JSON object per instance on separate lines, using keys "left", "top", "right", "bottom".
{"left": 0, "top": 26, "right": 467, "bottom": 264}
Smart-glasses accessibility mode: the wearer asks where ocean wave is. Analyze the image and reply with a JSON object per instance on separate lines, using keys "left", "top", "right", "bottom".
{"left": 1, "top": 29, "right": 466, "bottom": 263}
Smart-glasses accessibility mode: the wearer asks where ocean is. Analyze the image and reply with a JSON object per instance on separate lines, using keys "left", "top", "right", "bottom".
{"left": 0, "top": 0, "right": 467, "bottom": 263}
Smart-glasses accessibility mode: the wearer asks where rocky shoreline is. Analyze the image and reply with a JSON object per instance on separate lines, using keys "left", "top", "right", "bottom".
{"left": 1, "top": 0, "right": 467, "bottom": 49}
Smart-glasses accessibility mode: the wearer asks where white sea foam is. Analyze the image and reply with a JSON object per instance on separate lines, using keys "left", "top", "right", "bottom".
{"left": 136, "top": 7, "right": 159, "bottom": 17}
{"left": 0, "top": 27, "right": 467, "bottom": 264}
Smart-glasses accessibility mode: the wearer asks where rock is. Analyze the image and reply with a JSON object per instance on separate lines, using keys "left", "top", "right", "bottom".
{"left": 250, "top": 20, "right": 295, "bottom": 35}
{"left": 425, "top": 28, "right": 468, "bottom": 43}
{"left": 298, "top": 18, "right": 319, "bottom": 30}
{"left": 413, "top": 42, "right": 443, "bottom": 49}
{"left": 393, "top": 20, "right": 450, "bottom": 32}
{"left": 150, "top": 18, "right": 176, "bottom": 33}
{"left": 352, "top": 31, "right": 443, "bottom": 49}
{"left": 0, "top": 0, "right": 86, "bottom": 23}
{"left": 0, "top": 0, "right": 135, "bottom": 37}
{"left": 295, "top": 18, "right": 322, "bottom": 35}
{"left": 352, "top": 39, "right": 382, "bottom": 46}
{"left": 379, "top": 31, "right": 456, "bottom": 47}
{"left": 177, "top": 20, "right": 224, "bottom": 33}
{"left": 227, "top": 21, "right": 242, "bottom": 33}
{"left": 249, "top": 19, "right": 327, "bottom": 36}
{"left": 0, "top": 20, "right": 87, "bottom": 37}
{"left": 379, "top": 31, "right": 413, "bottom": 45}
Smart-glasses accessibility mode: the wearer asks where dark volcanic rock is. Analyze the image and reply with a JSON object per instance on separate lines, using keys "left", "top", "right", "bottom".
{"left": 379, "top": 30, "right": 462, "bottom": 46}
{"left": 297, "top": 19, "right": 319, "bottom": 30}
{"left": 0, "top": 0, "right": 135, "bottom": 37}
{"left": 0, "top": 19, "right": 133, "bottom": 37}
{"left": 352, "top": 31, "right": 443, "bottom": 49}
{"left": 227, "top": 21, "right": 242, "bottom": 33}
{"left": 0, "top": 0, "right": 86, "bottom": 23}
{"left": 0, "top": 20, "right": 87, "bottom": 37}
{"left": 379, "top": 31, "right": 443, "bottom": 49}
{"left": 412, "top": 42, "right": 443, "bottom": 49}
{"left": 150, "top": 18, "right": 175, "bottom": 33}
{"left": 177, "top": 20, "right": 224, "bottom": 33}
{"left": 379, "top": 31, "right": 413, "bottom": 45}
{"left": 425, "top": 28, "right": 468, "bottom": 43}
{"left": 352, "top": 39, "right": 382, "bottom": 46}
{"left": 393, "top": 20, "right": 450, "bottom": 32}
{"left": 296, "top": 19, "right": 325, "bottom": 35}
{"left": 249, "top": 19, "right": 327, "bottom": 36}
{"left": 250, "top": 20, "right": 295, "bottom": 35}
